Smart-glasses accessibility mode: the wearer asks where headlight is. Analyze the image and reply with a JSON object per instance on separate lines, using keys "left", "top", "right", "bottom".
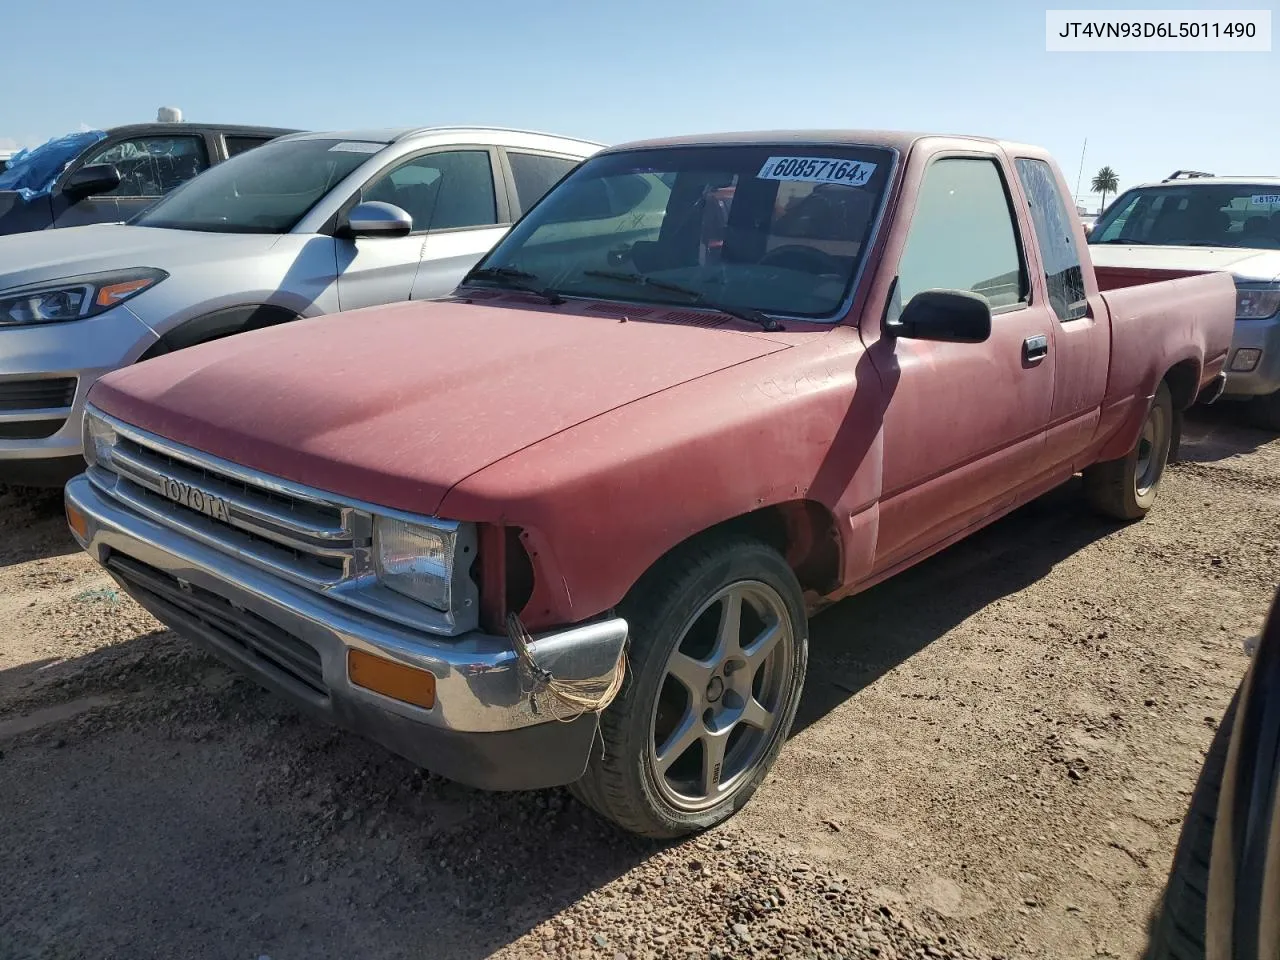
{"left": 0, "top": 267, "right": 168, "bottom": 326}
{"left": 373, "top": 516, "right": 457, "bottom": 611}
{"left": 82, "top": 409, "right": 118, "bottom": 468}
{"left": 1236, "top": 285, "right": 1280, "bottom": 320}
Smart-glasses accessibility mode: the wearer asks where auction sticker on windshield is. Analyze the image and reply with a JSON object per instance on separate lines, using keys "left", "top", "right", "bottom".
{"left": 1251, "top": 193, "right": 1280, "bottom": 205}
{"left": 329, "top": 142, "right": 383, "bottom": 154}
{"left": 758, "top": 156, "right": 877, "bottom": 186}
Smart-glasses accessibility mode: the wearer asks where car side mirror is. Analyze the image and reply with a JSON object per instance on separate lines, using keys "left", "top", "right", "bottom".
{"left": 63, "top": 163, "right": 121, "bottom": 198}
{"left": 340, "top": 201, "right": 413, "bottom": 238}
{"left": 887, "top": 289, "right": 992, "bottom": 343}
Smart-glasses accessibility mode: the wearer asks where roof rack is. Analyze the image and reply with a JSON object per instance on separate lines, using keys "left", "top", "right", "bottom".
{"left": 1164, "top": 170, "right": 1215, "bottom": 181}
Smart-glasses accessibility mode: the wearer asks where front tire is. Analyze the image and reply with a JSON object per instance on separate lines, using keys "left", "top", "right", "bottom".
{"left": 571, "top": 535, "right": 808, "bottom": 838}
{"left": 1086, "top": 381, "right": 1174, "bottom": 521}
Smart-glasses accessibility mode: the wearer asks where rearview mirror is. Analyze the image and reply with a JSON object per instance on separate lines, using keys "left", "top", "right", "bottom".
{"left": 341, "top": 201, "right": 413, "bottom": 238}
{"left": 888, "top": 289, "right": 992, "bottom": 343}
{"left": 63, "top": 163, "right": 121, "bottom": 198}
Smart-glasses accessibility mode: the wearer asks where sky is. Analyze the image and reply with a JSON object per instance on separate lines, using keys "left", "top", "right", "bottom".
{"left": 2, "top": 0, "right": 1276, "bottom": 211}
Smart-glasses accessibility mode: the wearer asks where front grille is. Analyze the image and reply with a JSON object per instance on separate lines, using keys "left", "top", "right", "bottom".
{"left": 0, "top": 419, "right": 66, "bottom": 439}
{"left": 0, "top": 377, "right": 77, "bottom": 411}
{"left": 107, "top": 552, "right": 327, "bottom": 698}
{"left": 99, "top": 430, "right": 359, "bottom": 587}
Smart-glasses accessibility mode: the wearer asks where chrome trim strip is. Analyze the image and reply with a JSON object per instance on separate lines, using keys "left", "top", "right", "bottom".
{"left": 0, "top": 407, "right": 71, "bottom": 423}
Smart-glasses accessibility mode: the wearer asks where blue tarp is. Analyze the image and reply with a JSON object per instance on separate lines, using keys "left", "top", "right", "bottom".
{"left": 0, "top": 130, "right": 107, "bottom": 201}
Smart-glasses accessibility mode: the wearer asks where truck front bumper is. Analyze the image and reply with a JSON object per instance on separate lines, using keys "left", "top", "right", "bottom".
{"left": 64, "top": 474, "right": 628, "bottom": 791}
{"left": 1224, "top": 316, "right": 1280, "bottom": 398}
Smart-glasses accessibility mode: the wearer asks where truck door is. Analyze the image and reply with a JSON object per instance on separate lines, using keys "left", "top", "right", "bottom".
{"left": 870, "top": 153, "right": 1058, "bottom": 571}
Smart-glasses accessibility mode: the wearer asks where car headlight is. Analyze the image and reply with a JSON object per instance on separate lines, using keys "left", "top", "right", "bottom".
{"left": 0, "top": 267, "right": 168, "bottom": 327}
{"left": 1236, "top": 285, "right": 1280, "bottom": 320}
{"left": 82, "top": 409, "right": 118, "bottom": 468}
{"left": 373, "top": 516, "right": 458, "bottom": 612}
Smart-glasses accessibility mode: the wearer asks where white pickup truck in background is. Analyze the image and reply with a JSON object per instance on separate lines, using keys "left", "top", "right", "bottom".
{"left": 1088, "top": 173, "right": 1280, "bottom": 429}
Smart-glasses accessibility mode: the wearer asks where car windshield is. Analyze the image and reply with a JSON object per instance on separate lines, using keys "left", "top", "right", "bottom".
{"left": 467, "top": 144, "right": 893, "bottom": 319}
{"left": 131, "top": 138, "right": 382, "bottom": 234}
{"left": 1089, "top": 183, "right": 1280, "bottom": 249}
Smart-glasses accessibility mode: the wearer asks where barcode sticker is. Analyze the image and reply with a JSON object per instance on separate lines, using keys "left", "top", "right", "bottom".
{"left": 329, "top": 141, "right": 383, "bottom": 154}
{"left": 757, "top": 156, "right": 877, "bottom": 186}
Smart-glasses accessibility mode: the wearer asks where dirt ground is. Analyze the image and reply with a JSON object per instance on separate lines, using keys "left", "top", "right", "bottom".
{"left": 0, "top": 407, "right": 1276, "bottom": 960}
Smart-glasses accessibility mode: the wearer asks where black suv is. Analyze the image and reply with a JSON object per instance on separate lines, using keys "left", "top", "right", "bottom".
{"left": 0, "top": 122, "right": 298, "bottom": 236}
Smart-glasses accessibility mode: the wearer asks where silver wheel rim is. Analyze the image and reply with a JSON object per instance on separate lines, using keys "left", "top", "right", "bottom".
{"left": 1136, "top": 402, "right": 1167, "bottom": 496}
{"left": 648, "top": 580, "right": 795, "bottom": 812}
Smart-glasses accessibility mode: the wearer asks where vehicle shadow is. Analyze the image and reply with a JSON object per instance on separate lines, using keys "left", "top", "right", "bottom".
{"left": 795, "top": 478, "right": 1119, "bottom": 734}
{"left": 1177, "top": 403, "right": 1275, "bottom": 463}
{"left": 0, "top": 478, "right": 1128, "bottom": 960}
{"left": 0, "top": 483, "right": 79, "bottom": 568}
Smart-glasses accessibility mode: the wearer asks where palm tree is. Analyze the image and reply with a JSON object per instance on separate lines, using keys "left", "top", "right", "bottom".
{"left": 1091, "top": 166, "right": 1119, "bottom": 213}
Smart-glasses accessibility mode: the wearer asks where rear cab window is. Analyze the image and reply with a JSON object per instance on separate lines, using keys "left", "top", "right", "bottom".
{"left": 1091, "top": 183, "right": 1280, "bottom": 249}
{"left": 1015, "top": 158, "right": 1087, "bottom": 321}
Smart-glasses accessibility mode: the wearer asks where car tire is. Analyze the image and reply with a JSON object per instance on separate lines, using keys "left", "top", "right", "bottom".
{"left": 1085, "top": 381, "right": 1174, "bottom": 521}
{"left": 1245, "top": 390, "right": 1280, "bottom": 432}
{"left": 570, "top": 535, "right": 808, "bottom": 838}
{"left": 1144, "top": 689, "right": 1239, "bottom": 960}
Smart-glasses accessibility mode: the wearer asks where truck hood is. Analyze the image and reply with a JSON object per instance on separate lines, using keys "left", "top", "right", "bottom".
{"left": 0, "top": 223, "right": 281, "bottom": 290}
{"left": 1088, "top": 243, "right": 1280, "bottom": 283}
{"left": 89, "top": 299, "right": 790, "bottom": 515}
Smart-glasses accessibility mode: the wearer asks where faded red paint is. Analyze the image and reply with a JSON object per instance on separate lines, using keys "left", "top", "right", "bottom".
{"left": 88, "top": 131, "right": 1237, "bottom": 632}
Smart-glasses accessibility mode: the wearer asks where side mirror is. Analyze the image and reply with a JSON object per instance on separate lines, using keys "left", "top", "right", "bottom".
{"left": 888, "top": 289, "right": 992, "bottom": 343}
{"left": 341, "top": 201, "right": 413, "bottom": 238}
{"left": 63, "top": 163, "right": 121, "bottom": 198}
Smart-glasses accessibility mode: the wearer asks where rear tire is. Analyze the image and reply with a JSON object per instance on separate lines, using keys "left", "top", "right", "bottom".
{"left": 571, "top": 535, "right": 808, "bottom": 838}
{"left": 1245, "top": 390, "right": 1280, "bottom": 431}
{"left": 1086, "top": 381, "right": 1174, "bottom": 521}
{"left": 1144, "top": 689, "right": 1238, "bottom": 959}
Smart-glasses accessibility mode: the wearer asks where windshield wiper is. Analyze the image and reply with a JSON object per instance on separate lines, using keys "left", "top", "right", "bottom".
{"left": 1092, "top": 238, "right": 1157, "bottom": 245}
{"left": 582, "top": 269, "right": 783, "bottom": 332}
{"left": 462, "top": 266, "right": 565, "bottom": 305}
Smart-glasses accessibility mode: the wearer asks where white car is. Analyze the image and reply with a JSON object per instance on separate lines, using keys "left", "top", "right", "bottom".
{"left": 1088, "top": 175, "right": 1280, "bottom": 428}
{"left": 0, "top": 126, "right": 602, "bottom": 484}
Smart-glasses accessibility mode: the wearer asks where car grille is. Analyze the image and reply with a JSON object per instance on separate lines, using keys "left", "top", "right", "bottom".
{"left": 0, "top": 377, "right": 77, "bottom": 411}
{"left": 0, "top": 419, "right": 67, "bottom": 440}
{"left": 107, "top": 552, "right": 328, "bottom": 699}
{"left": 96, "top": 428, "right": 363, "bottom": 589}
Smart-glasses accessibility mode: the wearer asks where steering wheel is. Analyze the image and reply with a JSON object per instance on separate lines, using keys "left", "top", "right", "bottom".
{"left": 758, "top": 244, "right": 844, "bottom": 276}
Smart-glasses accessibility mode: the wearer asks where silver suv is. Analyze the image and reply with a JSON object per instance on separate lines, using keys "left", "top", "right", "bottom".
{"left": 0, "top": 126, "right": 601, "bottom": 485}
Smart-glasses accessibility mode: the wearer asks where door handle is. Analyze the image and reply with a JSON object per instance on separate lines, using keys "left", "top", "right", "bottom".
{"left": 1023, "top": 335, "right": 1049, "bottom": 363}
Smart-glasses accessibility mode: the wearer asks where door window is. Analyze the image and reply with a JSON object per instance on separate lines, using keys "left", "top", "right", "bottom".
{"left": 508, "top": 151, "right": 579, "bottom": 211}
{"left": 890, "top": 158, "right": 1027, "bottom": 321}
{"left": 224, "top": 135, "right": 275, "bottom": 158}
{"left": 362, "top": 150, "right": 497, "bottom": 232}
{"left": 1014, "top": 158, "right": 1087, "bottom": 321}
{"left": 79, "top": 136, "right": 210, "bottom": 198}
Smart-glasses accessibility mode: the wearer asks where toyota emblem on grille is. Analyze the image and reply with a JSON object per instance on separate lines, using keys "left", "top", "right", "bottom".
{"left": 160, "top": 476, "right": 231, "bottom": 523}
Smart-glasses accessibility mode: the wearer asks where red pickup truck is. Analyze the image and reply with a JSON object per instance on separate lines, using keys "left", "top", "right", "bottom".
{"left": 64, "top": 131, "right": 1235, "bottom": 838}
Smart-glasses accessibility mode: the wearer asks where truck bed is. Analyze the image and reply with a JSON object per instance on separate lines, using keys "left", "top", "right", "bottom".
{"left": 1094, "top": 265, "right": 1235, "bottom": 410}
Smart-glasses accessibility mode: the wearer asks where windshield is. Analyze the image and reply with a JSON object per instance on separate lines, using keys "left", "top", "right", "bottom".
{"left": 468, "top": 144, "right": 893, "bottom": 319}
{"left": 132, "top": 138, "right": 382, "bottom": 234}
{"left": 0, "top": 130, "right": 106, "bottom": 200}
{"left": 1089, "top": 183, "right": 1280, "bottom": 249}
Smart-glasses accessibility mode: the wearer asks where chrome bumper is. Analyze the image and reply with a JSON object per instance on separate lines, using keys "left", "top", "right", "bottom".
{"left": 64, "top": 473, "right": 628, "bottom": 790}
{"left": 1224, "top": 316, "right": 1280, "bottom": 398}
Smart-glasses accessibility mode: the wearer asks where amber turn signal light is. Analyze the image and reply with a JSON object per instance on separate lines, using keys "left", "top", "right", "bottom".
{"left": 347, "top": 649, "right": 436, "bottom": 710}
{"left": 95, "top": 278, "right": 155, "bottom": 307}
{"left": 66, "top": 501, "right": 89, "bottom": 541}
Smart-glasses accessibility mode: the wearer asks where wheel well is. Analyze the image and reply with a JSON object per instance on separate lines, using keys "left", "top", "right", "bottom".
{"left": 1163, "top": 359, "right": 1201, "bottom": 411}
{"left": 138, "top": 304, "right": 300, "bottom": 362}
{"left": 684, "top": 500, "right": 842, "bottom": 598}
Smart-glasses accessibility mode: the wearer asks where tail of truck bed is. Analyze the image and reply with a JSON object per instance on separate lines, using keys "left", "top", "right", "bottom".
{"left": 1089, "top": 265, "right": 1235, "bottom": 461}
